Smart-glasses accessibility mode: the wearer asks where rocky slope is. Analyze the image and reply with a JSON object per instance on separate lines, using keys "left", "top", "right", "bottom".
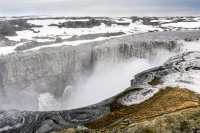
{"left": 56, "top": 50, "right": 200, "bottom": 133}
{"left": 2, "top": 31, "right": 197, "bottom": 111}
{"left": 58, "top": 88, "right": 200, "bottom": 133}
{"left": 0, "top": 31, "right": 200, "bottom": 132}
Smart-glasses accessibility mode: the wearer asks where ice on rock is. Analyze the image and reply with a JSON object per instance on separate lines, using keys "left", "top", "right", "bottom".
{"left": 119, "top": 88, "right": 159, "bottom": 106}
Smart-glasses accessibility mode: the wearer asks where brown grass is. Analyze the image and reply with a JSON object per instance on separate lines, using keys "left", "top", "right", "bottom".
{"left": 85, "top": 87, "right": 200, "bottom": 129}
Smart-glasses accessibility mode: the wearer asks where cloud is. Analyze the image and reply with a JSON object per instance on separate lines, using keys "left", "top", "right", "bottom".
{"left": 0, "top": 0, "right": 199, "bottom": 16}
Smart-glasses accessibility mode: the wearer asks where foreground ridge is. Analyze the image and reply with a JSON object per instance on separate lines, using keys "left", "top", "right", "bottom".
{"left": 57, "top": 50, "right": 200, "bottom": 132}
{"left": 59, "top": 88, "right": 200, "bottom": 132}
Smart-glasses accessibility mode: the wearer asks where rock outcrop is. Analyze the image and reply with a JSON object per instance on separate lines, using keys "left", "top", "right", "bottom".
{"left": 60, "top": 88, "right": 200, "bottom": 133}
{"left": 56, "top": 51, "right": 200, "bottom": 132}
{"left": 0, "top": 31, "right": 200, "bottom": 132}
{"left": 2, "top": 31, "right": 195, "bottom": 100}
{"left": 49, "top": 18, "right": 130, "bottom": 28}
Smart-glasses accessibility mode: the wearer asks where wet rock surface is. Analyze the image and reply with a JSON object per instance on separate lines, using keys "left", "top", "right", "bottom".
{"left": 1, "top": 31, "right": 200, "bottom": 97}
{"left": 0, "top": 31, "right": 200, "bottom": 132}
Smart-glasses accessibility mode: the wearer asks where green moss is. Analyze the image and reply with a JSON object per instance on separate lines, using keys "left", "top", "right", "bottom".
{"left": 180, "top": 121, "right": 192, "bottom": 132}
{"left": 56, "top": 87, "right": 200, "bottom": 133}
{"left": 85, "top": 87, "right": 200, "bottom": 130}
{"left": 127, "top": 107, "right": 200, "bottom": 133}
{"left": 134, "top": 125, "right": 157, "bottom": 133}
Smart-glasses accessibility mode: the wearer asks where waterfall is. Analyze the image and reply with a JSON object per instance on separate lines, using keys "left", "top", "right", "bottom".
{"left": 0, "top": 38, "right": 178, "bottom": 111}
{"left": 38, "top": 48, "right": 176, "bottom": 111}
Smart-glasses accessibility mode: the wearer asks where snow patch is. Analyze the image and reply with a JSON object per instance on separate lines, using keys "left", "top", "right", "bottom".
{"left": 162, "top": 22, "right": 200, "bottom": 29}
{"left": 151, "top": 19, "right": 173, "bottom": 23}
{"left": 27, "top": 19, "right": 67, "bottom": 26}
{"left": 6, "top": 18, "right": 163, "bottom": 42}
{"left": 179, "top": 40, "right": 200, "bottom": 52}
{"left": 0, "top": 43, "right": 24, "bottom": 55}
{"left": 159, "top": 70, "right": 200, "bottom": 94}
{"left": 119, "top": 88, "right": 159, "bottom": 106}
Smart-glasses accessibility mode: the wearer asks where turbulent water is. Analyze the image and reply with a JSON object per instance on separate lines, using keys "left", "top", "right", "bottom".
{"left": 3, "top": 30, "right": 199, "bottom": 111}
{"left": 0, "top": 49, "right": 175, "bottom": 111}
{"left": 38, "top": 49, "right": 175, "bottom": 111}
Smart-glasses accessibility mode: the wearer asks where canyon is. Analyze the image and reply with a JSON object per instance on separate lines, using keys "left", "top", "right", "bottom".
{"left": 0, "top": 16, "right": 200, "bottom": 132}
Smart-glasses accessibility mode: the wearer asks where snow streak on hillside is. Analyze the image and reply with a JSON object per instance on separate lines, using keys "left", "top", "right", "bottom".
{"left": 0, "top": 16, "right": 200, "bottom": 55}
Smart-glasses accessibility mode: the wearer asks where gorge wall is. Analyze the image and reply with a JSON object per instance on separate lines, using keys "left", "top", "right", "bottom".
{"left": 0, "top": 31, "right": 200, "bottom": 110}
{"left": 0, "top": 31, "right": 200, "bottom": 133}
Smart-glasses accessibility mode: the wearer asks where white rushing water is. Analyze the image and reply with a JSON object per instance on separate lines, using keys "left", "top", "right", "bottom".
{"left": 38, "top": 49, "right": 175, "bottom": 111}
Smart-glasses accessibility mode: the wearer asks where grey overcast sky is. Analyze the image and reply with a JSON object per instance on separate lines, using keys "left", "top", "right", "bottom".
{"left": 0, "top": 0, "right": 200, "bottom": 16}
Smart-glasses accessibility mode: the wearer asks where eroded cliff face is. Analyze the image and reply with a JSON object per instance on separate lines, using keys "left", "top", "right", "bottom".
{"left": 0, "top": 32, "right": 181, "bottom": 98}
{"left": 0, "top": 31, "right": 200, "bottom": 111}
{"left": 1, "top": 46, "right": 93, "bottom": 96}
{"left": 0, "top": 45, "right": 199, "bottom": 133}
{"left": 0, "top": 31, "right": 200, "bottom": 132}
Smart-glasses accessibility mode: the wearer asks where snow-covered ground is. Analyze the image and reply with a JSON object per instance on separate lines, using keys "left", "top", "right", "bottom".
{"left": 0, "top": 43, "right": 24, "bottom": 55}
{"left": 6, "top": 18, "right": 161, "bottom": 42}
{"left": 1, "top": 16, "right": 200, "bottom": 56}
{"left": 161, "top": 70, "right": 200, "bottom": 94}
{"left": 151, "top": 19, "right": 173, "bottom": 23}
{"left": 179, "top": 40, "right": 200, "bottom": 52}
{"left": 0, "top": 34, "right": 127, "bottom": 55}
{"left": 162, "top": 22, "right": 200, "bottom": 29}
{"left": 119, "top": 40, "right": 200, "bottom": 106}
{"left": 160, "top": 41, "right": 200, "bottom": 94}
